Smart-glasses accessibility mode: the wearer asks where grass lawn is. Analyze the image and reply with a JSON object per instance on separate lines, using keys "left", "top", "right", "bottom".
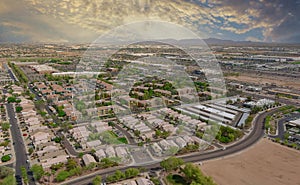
{"left": 291, "top": 61, "right": 300, "bottom": 64}
{"left": 117, "top": 137, "right": 128, "bottom": 144}
{"left": 108, "top": 130, "right": 118, "bottom": 137}
{"left": 100, "top": 131, "right": 122, "bottom": 145}
{"left": 166, "top": 174, "right": 188, "bottom": 185}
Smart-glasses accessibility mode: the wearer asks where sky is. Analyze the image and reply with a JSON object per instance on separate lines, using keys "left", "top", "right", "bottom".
{"left": 0, "top": 0, "right": 299, "bottom": 43}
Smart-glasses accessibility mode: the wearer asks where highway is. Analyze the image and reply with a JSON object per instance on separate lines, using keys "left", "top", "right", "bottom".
{"left": 63, "top": 108, "right": 279, "bottom": 185}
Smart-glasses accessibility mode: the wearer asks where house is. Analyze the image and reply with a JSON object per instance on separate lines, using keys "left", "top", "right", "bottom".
{"left": 105, "top": 146, "right": 116, "bottom": 157}
{"left": 95, "top": 149, "right": 106, "bottom": 160}
{"left": 31, "top": 132, "right": 50, "bottom": 145}
{"left": 175, "top": 137, "right": 187, "bottom": 148}
{"left": 151, "top": 143, "right": 162, "bottom": 156}
{"left": 86, "top": 140, "right": 102, "bottom": 149}
{"left": 82, "top": 154, "right": 96, "bottom": 166}
{"left": 182, "top": 135, "right": 194, "bottom": 144}
{"left": 70, "top": 126, "right": 90, "bottom": 143}
{"left": 115, "top": 147, "right": 129, "bottom": 162}
{"left": 136, "top": 178, "right": 154, "bottom": 185}
{"left": 158, "top": 139, "right": 170, "bottom": 151}
{"left": 41, "top": 155, "right": 68, "bottom": 169}
{"left": 37, "top": 145, "right": 59, "bottom": 157}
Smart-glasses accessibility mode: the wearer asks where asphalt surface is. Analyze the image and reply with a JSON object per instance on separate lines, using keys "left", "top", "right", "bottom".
{"left": 63, "top": 108, "right": 278, "bottom": 185}
{"left": 4, "top": 63, "right": 18, "bottom": 82}
{"left": 244, "top": 92, "right": 300, "bottom": 107}
{"left": 6, "top": 103, "right": 35, "bottom": 185}
{"left": 113, "top": 124, "right": 136, "bottom": 144}
{"left": 28, "top": 86, "right": 79, "bottom": 157}
{"left": 269, "top": 113, "right": 300, "bottom": 140}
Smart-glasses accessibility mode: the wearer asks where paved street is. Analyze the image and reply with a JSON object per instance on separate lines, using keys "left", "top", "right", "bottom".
{"left": 269, "top": 113, "right": 300, "bottom": 140}
{"left": 28, "top": 86, "right": 78, "bottom": 157}
{"left": 63, "top": 107, "right": 279, "bottom": 185}
{"left": 6, "top": 103, "right": 35, "bottom": 185}
{"left": 114, "top": 124, "right": 136, "bottom": 144}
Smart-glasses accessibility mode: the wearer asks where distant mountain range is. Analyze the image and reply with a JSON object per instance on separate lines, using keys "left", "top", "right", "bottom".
{"left": 157, "top": 38, "right": 299, "bottom": 46}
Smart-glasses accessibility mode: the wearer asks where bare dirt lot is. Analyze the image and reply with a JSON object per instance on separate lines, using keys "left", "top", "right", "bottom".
{"left": 226, "top": 73, "right": 300, "bottom": 90}
{"left": 201, "top": 139, "right": 300, "bottom": 185}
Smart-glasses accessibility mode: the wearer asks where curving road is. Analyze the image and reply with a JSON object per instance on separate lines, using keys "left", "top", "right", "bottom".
{"left": 63, "top": 108, "right": 280, "bottom": 185}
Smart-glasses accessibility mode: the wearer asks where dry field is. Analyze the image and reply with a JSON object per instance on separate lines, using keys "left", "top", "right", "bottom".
{"left": 226, "top": 73, "right": 300, "bottom": 90}
{"left": 201, "top": 139, "right": 300, "bottom": 185}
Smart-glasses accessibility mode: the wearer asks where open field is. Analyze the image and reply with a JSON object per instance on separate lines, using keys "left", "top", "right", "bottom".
{"left": 226, "top": 73, "right": 300, "bottom": 89}
{"left": 201, "top": 138, "right": 300, "bottom": 185}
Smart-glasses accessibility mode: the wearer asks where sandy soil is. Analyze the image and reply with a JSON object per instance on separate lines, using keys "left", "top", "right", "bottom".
{"left": 201, "top": 139, "right": 300, "bottom": 185}
{"left": 226, "top": 74, "right": 300, "bottom": 89}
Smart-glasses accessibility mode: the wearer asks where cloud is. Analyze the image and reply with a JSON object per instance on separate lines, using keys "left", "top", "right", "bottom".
{"left": 246, "top": 36, "right": 262, "bottom": 42}
{"left": 1, "top": 0, "right": 299, "bottom": 43}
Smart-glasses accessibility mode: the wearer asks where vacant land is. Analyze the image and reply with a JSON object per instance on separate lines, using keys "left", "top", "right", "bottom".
{"left": 226, "top": 73, "right": 300, "bottom": 89}
{"left": 201, "top": 139, "right": 300, "bottom": 185}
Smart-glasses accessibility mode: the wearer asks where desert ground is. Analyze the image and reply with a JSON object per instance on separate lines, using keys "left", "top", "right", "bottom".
{"left": 201, "top": 139, "right": 300, "bottom": 185}
{"left": 226, "top": 73, "right": 300, "bottom": 90}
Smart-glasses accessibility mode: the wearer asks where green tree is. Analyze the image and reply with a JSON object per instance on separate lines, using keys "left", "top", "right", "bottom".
{"left": 1, "top": 155, "right": 11, "bottom": 162}
{"left": 78, "top": 152, "right": 84, "bottom": 158}
{"left": 106, "top": 175, "right": 116, "bottom": 183}
{"left": 7, "top": 96, "right": 16, "bottom": 103}
{"left": 28, "top": 148, "right": 34, "bottom": 155}
{"left": 15, "top": 106, "right": 23, "bottom": 113}
{"left": 66, "top": 158, "right": 77, "bottom": 171}
{"left": 1, "top": 174, "right": 16, "bottom": 185}
{"left": 0, "top": 166, "right": 14, "bottom": 179}
{"left": 53, "top": 137, "right": 62, "bottom": 143}
{"left": 55, "top": 170, "right": 69, "bottom": 182}
{"left": 114, "top": 170, "right": 126, "bottom": 180}
{"left": 69, "top": 167, "right": 82, "bottom": 176}
{"left": 181, "top": 163, "right": 216, "bottom": 185}
{"left": 125, "top": 168, "right": 140, "bottom": 178}
{"left": 92, "top": 175, "right": 102, "bottom": 185}
{"left": 21, "top": 166, "right": 28, "bottom": 184}
{"left": 150, "top": 177, "right": 160, "bottom": 185}
{"left": 31, "top": 164, "right": 44, "bottom": 181}
{"left": 160, "top": 157, "right": 183, "bottom": 172}
{"left": 1, "top": 122, "right": 10, "bottom": 131}
{"left": 99, "top": 158, "right": 118, "bottom": 168}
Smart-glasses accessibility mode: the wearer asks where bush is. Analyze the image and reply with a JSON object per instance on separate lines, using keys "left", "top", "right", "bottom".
{"left": 150, "top": 177, "right": 160, "bottom": 185}
{"left": 1, "top": 155, "right": 11, "bottom": 162}
{"left": 0, "top": 166, "right": 14, "bottom": 179}
{"left": 216, "top": 126, "right": 243, "bottom": 143}
{"left": 1, "top": 122, "right": 10, "bottom": 131}
{"left": 125, "top": 168, "right": 140, "bottom": 178}
{"left": 92, "top": 175, "right": 102, "bottom": 185}
{"left": 1, "top": 174, "right": 16, "bottom": 185}
{"left": 7, "top": 96, "right": 16, "bottom": 103}
{"left": 160, "top": 157, "right": 183, "bottom": 172}
{"left": 56, "top": 171, "right": 70, "bottom": 182}
{"left": 16, "top": 106, "right": 23, "bottom": 113}
{"left": 31, "top": 164, "right": 44, "bottom": 181}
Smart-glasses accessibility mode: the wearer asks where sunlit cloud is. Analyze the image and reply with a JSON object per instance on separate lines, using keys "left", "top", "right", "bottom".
{"left": 0, "top": 0, "right": 299, "bottom": 43}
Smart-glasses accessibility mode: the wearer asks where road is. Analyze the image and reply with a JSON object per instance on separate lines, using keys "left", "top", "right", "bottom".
{"left": 114, "top": 124, "right": 136, "bottom": 144}
{"left": 4, "top": 63, "right": 18, "bottom": 82}
{"left": 6, "top": 103, "right": 35, "bottom": 185}
{"left": 244, "top": 91, "right": 300, "bottom": 107}
{"left": 64, "top": 108, "right": 278, "bottom": 185}
{"left": 269, "top": 112, "right": 300, "bottom": 140}
{"left": 28, "top": 86, "right": 79, "bottom": 157}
